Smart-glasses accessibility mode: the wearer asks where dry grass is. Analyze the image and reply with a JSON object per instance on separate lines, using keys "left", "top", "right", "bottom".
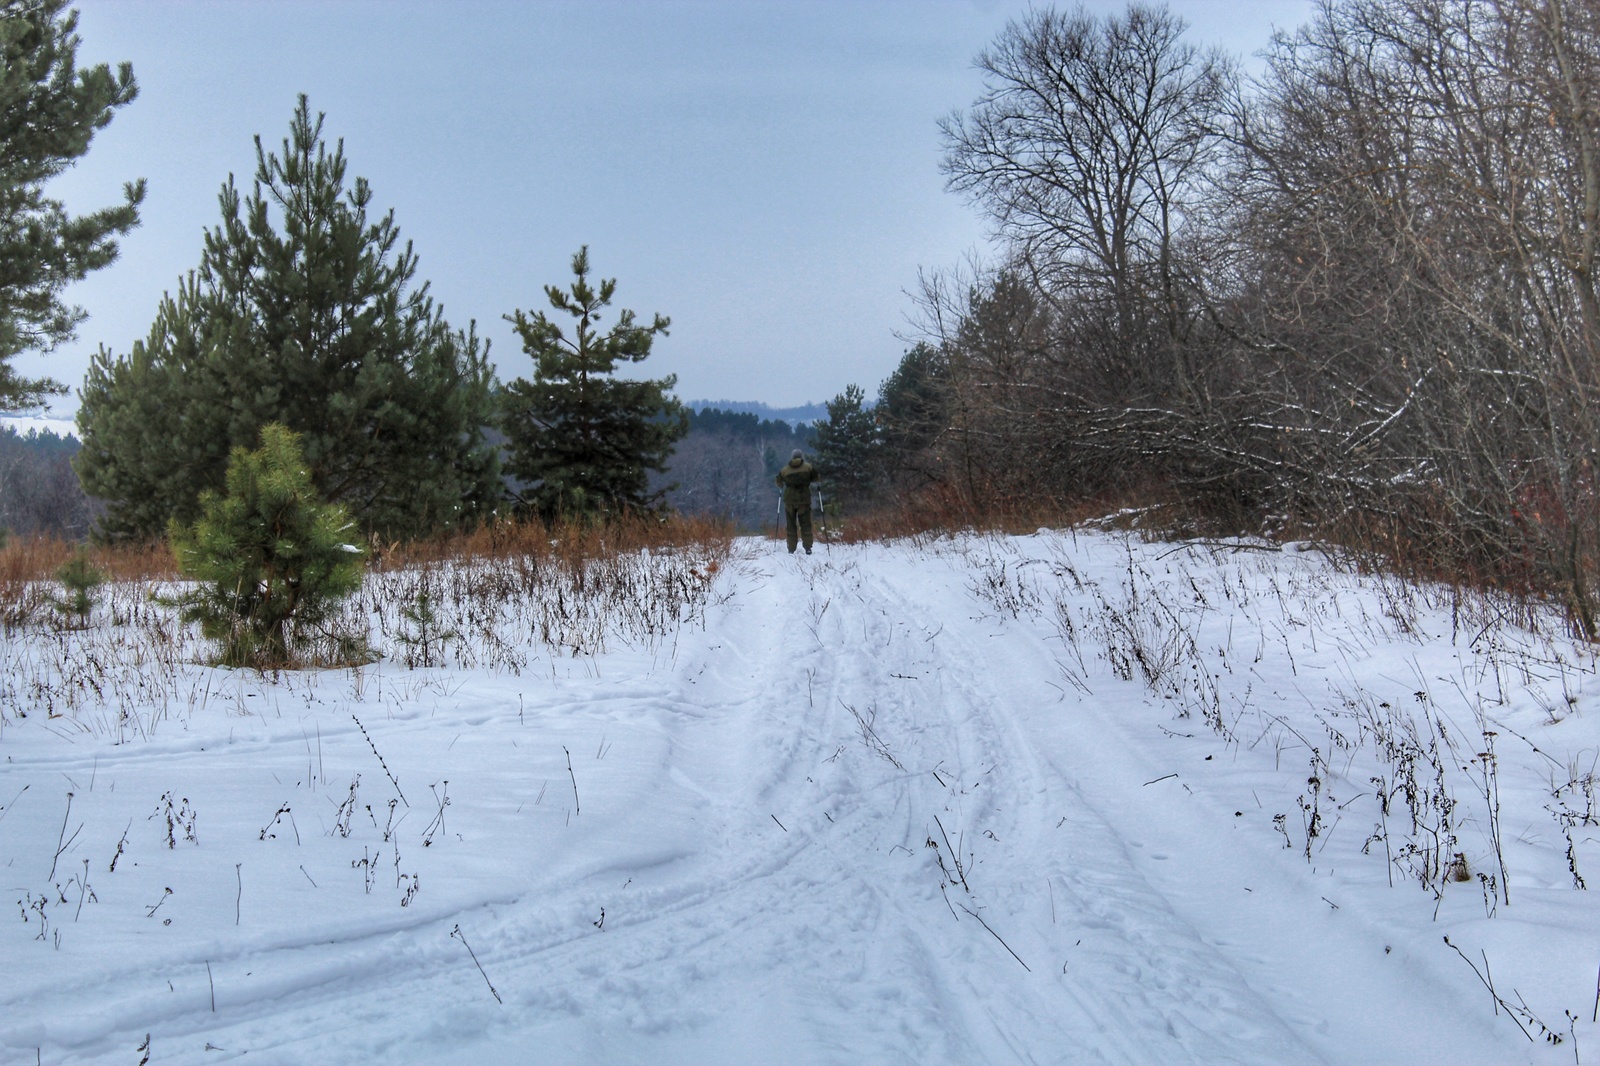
{"left": 0, "top": 536, "right": 176, "bottom": 626}
{"left": 820, "top": 481, "right": 1186, "bottom": 544}
{"left": 0, "top": 513, "right": 736, "bottom": 735}
{"left": 358, "top": 513, "right": 734, "bottom": 666}
{"left": 0, "top": 536, "right": 176, "bottom": 582}
{"left": 372, "top": 512, "right": 735, "bottom": 570}
{"left": 949, "top": 527, "right": 1583, "bottom": 908}
{"left": 831, "top": 477, "right": 1576, "bottom": 638}
{"left": 0, "top": 514, "right": 731, "bottom": 619}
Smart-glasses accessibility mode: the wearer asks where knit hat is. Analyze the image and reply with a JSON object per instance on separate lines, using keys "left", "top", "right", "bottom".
{"left": 792, "top": 449, "right": 804, "bottom": 461}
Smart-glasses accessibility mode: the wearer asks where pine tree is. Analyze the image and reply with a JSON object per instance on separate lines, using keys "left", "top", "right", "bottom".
{"left": 499, "top": 247, "right": 688, "bottom": 520}
{"left": 49, "top": 549, "right": 104, "bottom": 626}
{"left": 813, "top": 383, "right": 879, "bottom": 509}
{"left": 76, "top": 96, "right": 497, "bottom": 540}
{"left": 0, "top": 0, "right": 144, "bottom": 410}
{"left": 875, "top": 343, "right": 949, "bottom": 486}
{"left": 168, "top": 423, "right": 365, "bottom": 668}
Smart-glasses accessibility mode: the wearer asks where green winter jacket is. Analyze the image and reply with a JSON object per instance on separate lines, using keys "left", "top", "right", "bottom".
{"left": 776, "top": 458, "right": 818, "bottom": 508}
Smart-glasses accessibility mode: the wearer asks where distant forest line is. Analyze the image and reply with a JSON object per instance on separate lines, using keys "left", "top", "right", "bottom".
{"left": 2, "top": 407, "right": 816, "bottom": 538}
{"left": 681, "top": 401, "right": 829, "bottom": 426}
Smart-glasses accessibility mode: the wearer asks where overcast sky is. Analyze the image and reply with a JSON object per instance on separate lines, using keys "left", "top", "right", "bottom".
{"left": 20, "top": 0, "right": 1313, "bottom": 425}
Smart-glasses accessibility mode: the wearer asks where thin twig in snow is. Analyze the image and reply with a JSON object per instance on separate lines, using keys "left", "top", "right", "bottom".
{"left": 48, "top": 792, "right": 77, "bottom": 881}
{"left": 451, "top": 924, "right": 503, "bottom": 1005}
{"left": 352, "top": 713, "right": 407, "bottom": 807}
{"left": 564, "top": 746, "right": 580, "bottom": 814}
{"left": 0, "top": 783, "right": 28, "bottom": 825}
{"left": 958, "top": 903, "right": 1031, "bottom": 972}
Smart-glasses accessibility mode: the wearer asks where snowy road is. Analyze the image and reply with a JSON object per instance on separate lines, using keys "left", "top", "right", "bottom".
{"left": 3, "top": 533, "right": 1594, "bottom": 1063}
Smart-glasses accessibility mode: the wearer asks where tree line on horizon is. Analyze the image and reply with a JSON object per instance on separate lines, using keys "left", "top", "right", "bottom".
{"left": 653, "top": 407, "right": 815, "bottom": 531}
{"left": 0, "top": 422, "right": 94, "bottom": 538}
{"left": 0, "top": 405, "right": 817, "bottom": 539}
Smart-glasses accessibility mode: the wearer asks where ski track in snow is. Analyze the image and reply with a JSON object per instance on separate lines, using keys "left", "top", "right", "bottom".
{"left": 2, "top": 531, "right": 1595, "bottom": 1063}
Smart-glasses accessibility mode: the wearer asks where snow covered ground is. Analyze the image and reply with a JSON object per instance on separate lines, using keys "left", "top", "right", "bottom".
{"left": 5, "top": 529, "right": 1600, "bottom": 1064}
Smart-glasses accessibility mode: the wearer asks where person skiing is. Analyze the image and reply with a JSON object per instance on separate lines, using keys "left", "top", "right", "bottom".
{"left": 775, "top": 448, "right": 819, "bottom": 554}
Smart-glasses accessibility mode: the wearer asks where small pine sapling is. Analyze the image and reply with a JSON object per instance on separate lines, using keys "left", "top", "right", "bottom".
{"left": 50, "top": 552, "right": 106, "bottom": 627}
{"left": 396, "top": 586, "right": 457, "bottom": 668}
{"left": 167, "top": 424, "right": 366, "bottom": 668}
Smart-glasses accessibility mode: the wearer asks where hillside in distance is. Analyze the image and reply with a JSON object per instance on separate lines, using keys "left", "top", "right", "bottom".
{"left": 682, "top": 399, "right": 829, "bottom": 425}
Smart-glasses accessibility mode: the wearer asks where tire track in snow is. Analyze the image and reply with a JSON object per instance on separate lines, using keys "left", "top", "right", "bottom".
{"left": 797, "top": 548, "right": 1323, "bottom": 1065}
{"left": 881, "top": 535, "right": 1526, "bottom": 1065}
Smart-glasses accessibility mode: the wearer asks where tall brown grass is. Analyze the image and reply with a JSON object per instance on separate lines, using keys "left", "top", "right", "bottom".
{"left": 0, "top": 536, "right": 177, "bottom": 626}
{"left": 0, "top": 515, "right": 732, "bottom": 584}
{"left": 371, "top": 512, "right": 735, "bottom": 571}
{"left": 0, "top": 536, "right": 176, "bottom": 582}
{"left": 0, "top": 514, "right": 734, "bottom": 631}
{"left": 823, "top": 479, "right": 1186, "bottom": 544}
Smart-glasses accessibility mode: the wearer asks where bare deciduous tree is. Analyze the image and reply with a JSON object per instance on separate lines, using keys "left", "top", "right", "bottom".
{"left": 941, "top": 3, "right": 1233, "bottom": 398}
